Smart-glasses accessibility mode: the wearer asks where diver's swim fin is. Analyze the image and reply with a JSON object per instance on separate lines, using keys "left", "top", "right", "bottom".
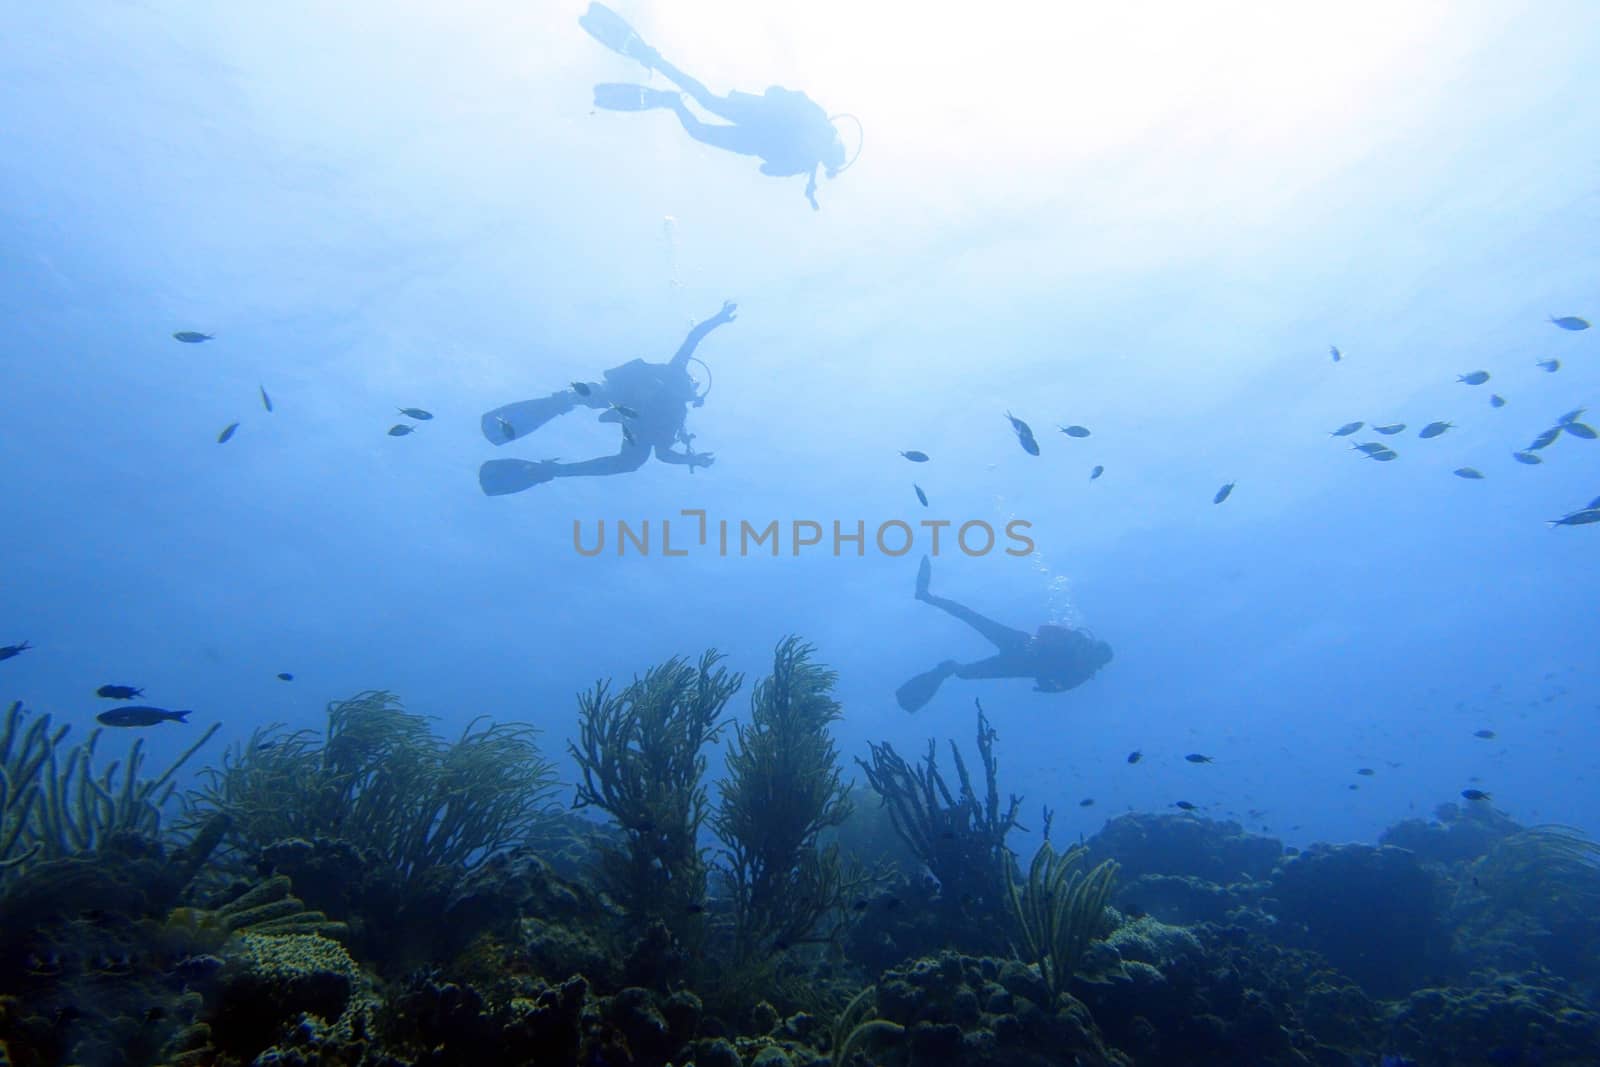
{"left": 592, "top": 83, "right": 676, "bottom": 112}
{"left": 479, "top": 459, "right": 557, "bottom": 496}
{"left": 895, "top": 662, "right": 955, "bottom": 713}
{"left": 579, "top": 3, "right": 656, "bottom": 67}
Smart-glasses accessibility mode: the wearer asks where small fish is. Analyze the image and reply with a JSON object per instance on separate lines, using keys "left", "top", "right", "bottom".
{"left": 1351, "top": 442, "right": 1390, "bottom": 455}
{"left": 900, "top": 450, "right": 929, "bottom": 462}
{"left": 1373, "top": 424, "right": 1406, "bottom": 435}
{"left": 1461, "top": 789, "right": 1491, "bottom": 802}
{"left": 1418, "top": 421, "right": 1453, "bottom": 439}
{"left": 1527, "top": 427, "right": 1562, "bottom": 451}
{"left": 570, "top": 381, "right": 592, "bottom": 397}
{"left": 1213, "top": 482, "right": 1234, "bottom": 504}
{"left": 259, "top": 385, "right": 273, "bottom": 413}
{"left": 609, "top": 403, "right": 640, "bottom": 419}
{"left": 172, "top": 331, "right": 213, "bottom": 343}
{"left": 1079, "top": 798, "right": 1095, "bottom": 807}
{"left": 1489, "top": 394, "right": 1506, "bottom": 408}
{"left": 1356, "top": 768, "right": 1374, "bottom": 777}
{"left": 1457, "top": 371, "right": 1490, "bottom": 385}
{"left": 387, "top": 424, "right": 415, "bottom": 437}
{"left": 496, "top": 417, "right": 515, "bottom": 441}
{"left": 1185, "top": 753, "right": 1214, "bottom": 764}
{"left": 1059, "top": 425, "right": 1091, "bottom": 438}
{"left": 1090, "top": 465, "right": 1104, "bottom": 480}
{"left": 1563, "top": 422, "right": 1597, "bottom": 440}
{"left": 1006, "top": 412, "right": 1040, "bottom": 456}
{"left": 0, "top": 641, "right": 32, "bottom": 662}
{"left": 1367, "top": 448, "right": 1398, "bottom": 462}
{"left": 217, "top": 422, "right": 239, "bottom": 444}
{"left": 1453, "top": 467, "right": 1484, "bottom": 480}
{"left": 1536, "top": 359, "right": 1560, "bottom": 373}
{"left": 276, "top": 672, "right": 294, "bottom": 681}
{"left": 1512, "top": 450, "right": 1542, "bottom": 465}
{"left": 1127, "top": 750, "right": 1142, "bottom": 764}
{"left": 1173, "top": 801, "right": 1198, "bottom": 811}
{"left": 1329, "top": 345, "right": 1341, "bottom": 362}
{"left": 96, "top": 685, "right": 144, "bottom": 700}
{"left": 621, "top": 425, "right": 637, "bottom": 446}
{"left": 914, "top": 484, "right": 928, "bottom": 507}
{"left": 1549, "top": 315, "right": 1590, "bottom": 331}
{"left": 1557, "top": 408, "right": 1586, "bottom": 425}
{"left": 1473, "top": 729, "right": 1496, "bottom": 739}
{"left": 96, "top": 706, "right": 190, "bottom": 728}
{"left": 1548, "top": 508, "right": 1600, "bottom": 527}
{"left": 398, "top": 408, "right": 433, "bottom": 420}
{"left": 1330, "top": 421, "right": 1364, "bottom": 437}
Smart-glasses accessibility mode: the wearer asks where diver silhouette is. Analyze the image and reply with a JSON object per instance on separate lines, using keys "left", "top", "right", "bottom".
{"left": 896, "top": 556, "right": 1113, "bottom": 713}
{"left": 477, "top": 301, "right": 734, "bottom": 496}
{"left": 579, "top": 2, "right": 858, "bottom": 211}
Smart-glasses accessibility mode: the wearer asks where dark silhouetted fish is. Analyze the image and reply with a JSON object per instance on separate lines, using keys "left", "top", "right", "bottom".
{"left": 1549, "top": 315, "right": 1590, "bottom": 331}
{"left": 96, "top": 706, "right": 190, "bottom": 728}
{"left": 1528, "top": 427, "right": 1562, "bottom": 451}
{"left": 1173, "top": 801, "right": 1198, "bottom": 811}
{"left": 1373, "top": 424, "right": 1405, "bottom": 434}
{"left": 0, "top": 641, "right": 31, "bottom": 662}
{"left": 1473, "top": 729, "right": 1495, "bottom": 739}
{"left": 1453, "top": 467, "right": 1484, "bottom": 480}
{"left": 1213, "top": 482, "right": 1234, "bottom": 504}
{"left": 1557, "top": 407, "right": 1586, "bottom": 425}
{"left": 1461, "top": 788, "right": 1491, "bottom": 802}
{"left": 1536, "top": 359, "right": 1560, "bottom": 372}
{"left": 217, "top": 422, "right": 239, "bottom": 444}
{"left": 1185, "top": 753, "right": 1214, "bottom": 763}
{"left": 1006, "top": 412, "right": 1040, "bottom": 456}
{"left": 1127, "top": 750, "right": 1142, "bottom": 764}
{"left": 1351, "top": 442, "right": 1389, "bottom": 455}
{"left": 1356, "top": 768, "right": 1374, "bottom": 776}
{"left": 388, "top": 424, "right": 415, "bottom": 437}
{"left": 1079, "top": 798, "right": 1094, "bottom": 807}
{"left": 1563, "top": 422, "right": 1597, "bottom": 440}
{"left": 1548, "top": 508, "right": 1600, "bottom": 527}
{"left": 914, "top": 484, "right": 928, "bottom": 507}
{"left": 96, "top": 685, "right": 144, "bottom": 700}
{"left": 1418, "top": 421, "right": 1453, "bottom": 439}
{"left": 173, "top": 331, "right": 213, "bottom": 343}
{"left": 1457, "top": 371, "right": 1490, "bottom": 385}
{"left": 277, "top": 672, "right": 294, "bottom": 681}
{"left": 1330, "top": 421, "right": 1363, "bottom": 437}
{"left": 900, "top": 450, "right": 929, "bottom": 462}
{"left": 497, "top": 416, "right": 516, "bottom": 441}
{"left": 1090, "top": 465, "right": 1104, "bottom": 480}
{"left": 260, "top": 386, "right": 273, "bottom": 413}
{"left": 1367, "top": 447, "right": 1398, "bottom": 462}
{"left": 1489, "top": 394, "right": 1506, "bottom": 408}
{"left": 570, "top": 381, "right": 592, "bottom": 396}
{"left": 609, "top": 402, "right": 640, "bottom": 419}
{"left": 1059, "top": 425, "right": 1091, "bottom": 438}
{"left": 1512, "top": 450, "right": 1542, "bottom": 465}
{"left": 1329, "top": 345, "right": 1341, "bottom": 362}
{"left": 398, "top": 407, "right": 433, "bottom": 420}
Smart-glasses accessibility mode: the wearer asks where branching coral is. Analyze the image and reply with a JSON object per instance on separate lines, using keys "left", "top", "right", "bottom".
{"left": 713, "top": 637, "right": 869, "bottom": 961}
{"left": 1006, "top": 840, "right": 1118, "bottom": 1005}
{"left": 570, "top": 651, "right": 742, "bottom": 946}
{"left": 187, "top": 691, "right": 557, "bottom": 885}
{"left": 856, "top": 701, "right": 1022, "bottom": 942}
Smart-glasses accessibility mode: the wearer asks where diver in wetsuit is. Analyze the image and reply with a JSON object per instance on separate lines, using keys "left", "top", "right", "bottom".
{"left": 896, "top": 556, "right": 1114, "bottom": 713}
{"left": 477, "top": 301, "right": 734, "bottom": 496}
{"left": 579, "top": 2, "right": 853, "bottom": 210}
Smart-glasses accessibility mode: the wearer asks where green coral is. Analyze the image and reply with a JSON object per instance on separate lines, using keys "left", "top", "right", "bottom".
{"left": 187, "top": 690, "right": 557, "bottom": 884}
{"left": 571, "top": 651, "right": 742, "bottom": 946}
{"left": 713, "top": 637, "right": 867, "bottom": 961}
{"left": 227, "top": 931, "right": 361, "bottom": 983}
{"left": 1, "top": 699, "right": 218, "bottom": 886}
{"left": 1006, "top": 839, "right": 1118, "bottom": 1005}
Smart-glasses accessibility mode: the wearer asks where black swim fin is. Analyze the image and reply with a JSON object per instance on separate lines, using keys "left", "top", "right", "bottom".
{"left": 895, "top": 662, "right": 954, "bottom": 713}
{"left": 579, "top": 3, "right": 656, "bottom": 67}
{"left": 479, "top": 459, "right": 557, "bottom": 496}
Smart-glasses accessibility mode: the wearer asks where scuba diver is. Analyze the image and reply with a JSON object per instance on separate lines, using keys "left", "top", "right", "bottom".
{"left": 896, "top": 556, "right": 1114, "bottom": 713}
{"left": 477, "top": 301, "right": 734, "bottom": 496}
{"left": 578, "top": 2, "right": 858, "bottom": 211}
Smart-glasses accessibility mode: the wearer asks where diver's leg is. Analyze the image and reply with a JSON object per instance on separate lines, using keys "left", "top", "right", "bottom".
{"left": 915, "top": 557, "right": 1032, "bottom": 650}
{"left": 952, "top": 655, "right": 1025, "bottom": 681}
{"left": 481, "top": 389, "right": 597, "bottom": 445}
{"left": 663, "top": 97, "right": 761, "bottom": 157}
{"left": 548, "top": 442, "right": 652, "bottom": 478}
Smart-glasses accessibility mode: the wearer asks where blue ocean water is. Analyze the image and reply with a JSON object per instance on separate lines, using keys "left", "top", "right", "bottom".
{"left": 1, "top": 0, "right": 1597, "bottom": 861}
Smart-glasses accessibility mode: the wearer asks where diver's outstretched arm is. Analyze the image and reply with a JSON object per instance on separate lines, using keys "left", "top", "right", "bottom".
{"left": 669, "top": 302, "right": 738, "bottom": 370}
